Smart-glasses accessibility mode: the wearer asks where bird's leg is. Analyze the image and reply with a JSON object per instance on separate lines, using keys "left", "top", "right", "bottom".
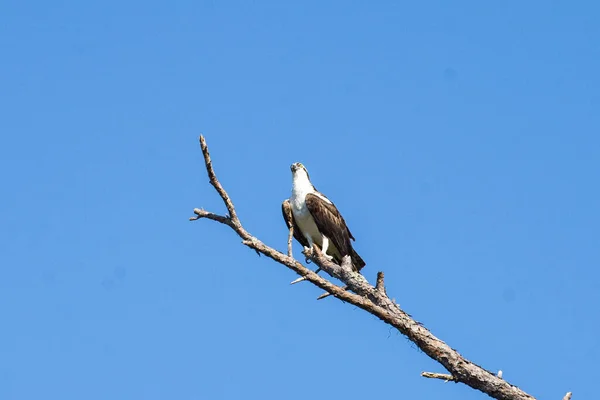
{"left": 302, "top": 236, "right": 314, "bottom": 258}
{"left": 303, "top": 244, "right": 313, "bottom": 264}
{"left": 320, "top": 236, "right": 334, "bottom": 261}
{"left": 290, "top": 243, "right": 316, "bottom": 284}
{"left": 302, "top": 236, "right": 318, "bottom": 263}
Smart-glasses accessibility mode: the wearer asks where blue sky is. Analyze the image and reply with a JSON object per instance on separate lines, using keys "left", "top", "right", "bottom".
{"left": 1, "top": 1, "right": 599, "bottom": 399}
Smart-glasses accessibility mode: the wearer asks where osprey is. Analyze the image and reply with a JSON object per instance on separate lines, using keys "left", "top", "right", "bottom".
{"left": 282, "top": 162, "right": 366, "bottom": 276}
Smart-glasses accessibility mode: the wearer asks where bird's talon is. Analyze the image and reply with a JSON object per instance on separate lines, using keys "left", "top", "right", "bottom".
{"left": 302, "top": 246, "right": 314, "bottom": 261}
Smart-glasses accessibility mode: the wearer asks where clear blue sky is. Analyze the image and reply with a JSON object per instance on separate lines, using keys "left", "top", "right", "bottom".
{"left": 1, "top": 1, "right": 598, "bottom": 399}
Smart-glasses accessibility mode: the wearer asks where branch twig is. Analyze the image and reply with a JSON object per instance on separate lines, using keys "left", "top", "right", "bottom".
{"left": 421, "top": 371, "right": 456, "bottom": 382}
{"left": 199, "top": 135, "right": 240, "bottom": 227}
{"left": 190, "top": 135, "right": 566, "bottom": 400}
{"left": 190, "top": 208, "right": 233, "bottom": 227}
{"left": 286, "top": 215, "right": 294, "bottom": 258}
{"left": 376, "top": 271, "right": 386, "bottom": 294}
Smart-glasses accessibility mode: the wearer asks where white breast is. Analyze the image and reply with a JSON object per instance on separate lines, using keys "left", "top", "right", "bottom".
{"left": 290, "top": 179, "right": 322, "bottom": 247}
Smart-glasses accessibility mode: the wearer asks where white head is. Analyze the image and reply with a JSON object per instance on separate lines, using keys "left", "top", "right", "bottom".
{"left": 289, "top": 162, "right": 330, "bottom": 203}
{"left": 290, "top": 162, "right": 311, "bottom": 183}
{"left": 290, "top": 162, "right": 316, "bottom": 195}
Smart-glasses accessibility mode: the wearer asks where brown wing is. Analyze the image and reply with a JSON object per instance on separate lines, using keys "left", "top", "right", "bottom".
{"left": 281, "top": 199, "right": 309, "bottom": 248}
{"left": 305, "top": 193, "right": 353, "bottom": 258}
{"left": 311, "top": 186, "right": 355, "bottom": 241}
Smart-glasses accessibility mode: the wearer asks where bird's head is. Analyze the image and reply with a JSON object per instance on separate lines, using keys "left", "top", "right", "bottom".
{"left": 290, "top": 162, "right": 310, "bottom": 181}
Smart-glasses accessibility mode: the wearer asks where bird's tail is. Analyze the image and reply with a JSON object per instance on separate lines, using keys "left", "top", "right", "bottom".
{"left": 351, "top": 248, "right": 366, "bottom": 272}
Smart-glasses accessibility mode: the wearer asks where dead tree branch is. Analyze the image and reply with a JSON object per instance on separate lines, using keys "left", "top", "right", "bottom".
{"left": 421, "top": 371, "right": 456, "bottom": 382}
{"left": 375, "top": 271, "right": 386, "bottom": 294}
{"left": 190, "top": 135, "right": 570, "bottom": 400}
{"left": 286, "top": 221, "right": 294, "bottom": 258}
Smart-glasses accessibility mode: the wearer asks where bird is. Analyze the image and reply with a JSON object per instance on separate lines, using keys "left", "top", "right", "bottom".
{"left": 282, "top": 162, "right": 365, "bottom": 294}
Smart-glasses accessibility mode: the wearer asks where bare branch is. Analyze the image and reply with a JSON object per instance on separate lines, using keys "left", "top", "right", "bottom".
{"left": 287, "top": 223, "right": 294, "bottom": 258}
{"left": 189, "top": 135, "right": 563, "bottom": 400}
{"left": 190, "top": 208, "right": 234, "bottom": 227}
{"left": 237, "top": 238, "right": 363, "bottom": 302}
{"left": 290, "top": 276, "right": 305, "bottom": 285}
{"left": 421, "top": 371, "right": 456, "bottom": 382}
{"left": 563, "top": 392, "right": 572, "bottom": 400}
{"left": 290, "top": 267, "right": 320, "bottom": 285}
{"left": 316, "top": 284, "right": 347, "bottom": 300}
{"left": 288, "top": 217, "right": 294, "bottom": 258}
{"left": 313, "top": 253, "right": 353, "bottom": 300}
{"left": 376, "top": 271, "right": 386, "bottom": 294}
{"left": 198, "top": 135, "right": 240, "bottom": 226}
